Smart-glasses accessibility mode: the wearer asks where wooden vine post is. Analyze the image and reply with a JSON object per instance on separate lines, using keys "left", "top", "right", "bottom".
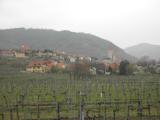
{"left": 56, "top": 102, "right": 60, "bottom": 120}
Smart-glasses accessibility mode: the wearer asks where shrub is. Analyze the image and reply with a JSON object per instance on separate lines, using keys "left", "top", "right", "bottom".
{"left": 51, "top": 67, "right": 62, "bottom": 73}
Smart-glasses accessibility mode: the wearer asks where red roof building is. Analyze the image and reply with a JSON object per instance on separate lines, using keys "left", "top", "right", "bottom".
{"left": 26, "top": 60, "right": 57, "bottom": 73}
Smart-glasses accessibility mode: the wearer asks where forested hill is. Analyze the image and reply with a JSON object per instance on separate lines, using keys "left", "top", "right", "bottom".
{"left": 0, "top": 28, "right": 136, "bottom": 62}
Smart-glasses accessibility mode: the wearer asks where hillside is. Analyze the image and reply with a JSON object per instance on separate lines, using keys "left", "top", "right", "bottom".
{"left": 125, "top": 43, "right": 160, "bottom": 60}
{"left": 0, "top": 28, "right": 136, "bottom": 61}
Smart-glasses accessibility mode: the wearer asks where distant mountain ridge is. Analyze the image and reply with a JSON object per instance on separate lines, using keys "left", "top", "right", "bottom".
{"left": 0, "top": 28, "right": 136, "bottom": 62}
{"left": 125, "top": 43, "right": 160, "bottom": 60}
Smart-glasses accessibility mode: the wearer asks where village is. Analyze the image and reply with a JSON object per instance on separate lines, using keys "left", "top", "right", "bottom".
{"left": 0, "top": 44, "right": 160, "bottom": 75}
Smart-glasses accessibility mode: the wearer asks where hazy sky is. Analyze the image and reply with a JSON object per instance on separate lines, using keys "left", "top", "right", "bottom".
{"left": 0, "top": 0, "right": 160, "bottom": 48}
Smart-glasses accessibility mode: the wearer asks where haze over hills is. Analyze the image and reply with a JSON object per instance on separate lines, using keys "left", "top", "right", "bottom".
{"left": 125, "top": 43, "right": 160, "bottom": 60}
{"left": 0, "top": 28, "right": 136, "bottom": 62}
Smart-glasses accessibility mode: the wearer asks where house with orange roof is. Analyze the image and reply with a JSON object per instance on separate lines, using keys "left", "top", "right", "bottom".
{"left": 26, "top": 60, "right": 57, "bottom": 73}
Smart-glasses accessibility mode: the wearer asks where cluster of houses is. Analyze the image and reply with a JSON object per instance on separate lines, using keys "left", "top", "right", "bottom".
{"left": 0, "top": 50, "right": 26, "bottom": 58}
{"left": 25, "top": 49, "right": 119, "bottom": 74}
{"left": 23, "top": 50, "right": 160, "bottom": 75}
{"left": 0, "top": 45, "right": 29, "bottom": 58}
{"left": 0, "top": 48, "right": 120, "bottom": 74}
{"left": 1, "top": 47, "right": 160, "bottom": 75}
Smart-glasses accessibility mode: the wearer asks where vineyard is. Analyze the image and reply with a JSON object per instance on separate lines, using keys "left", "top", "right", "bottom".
{"left": 0, "top": 73, "right": 160, "bottom": 120}
{"left": 0, "top": 61, "right": 160, "bottom": 120}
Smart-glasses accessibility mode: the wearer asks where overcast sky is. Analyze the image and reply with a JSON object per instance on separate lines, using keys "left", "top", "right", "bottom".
{"left": 0, "top": 0, "right": 160, "bottom": 48}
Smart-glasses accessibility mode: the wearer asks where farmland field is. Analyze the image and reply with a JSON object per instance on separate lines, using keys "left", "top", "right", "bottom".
{"left": 0, "top": 58, "right": 160, "bottom": 120}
